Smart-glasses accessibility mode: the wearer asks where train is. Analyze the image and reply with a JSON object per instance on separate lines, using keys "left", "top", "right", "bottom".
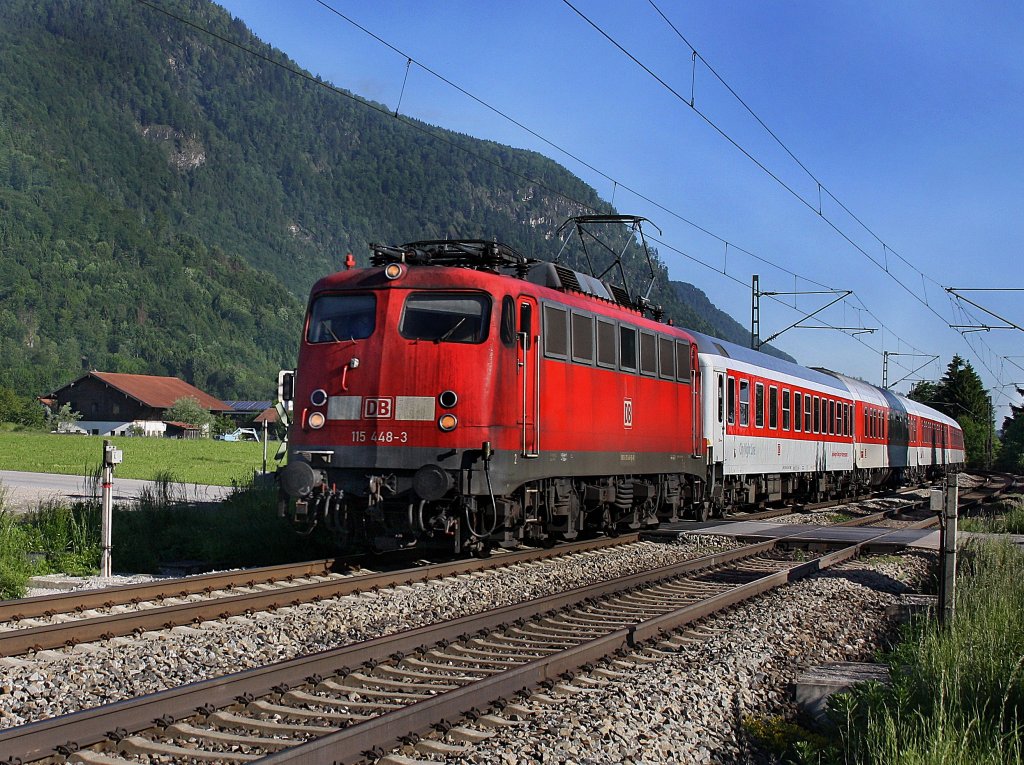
{"left": 275, "top": 221, "right": 964, "bottom": 555}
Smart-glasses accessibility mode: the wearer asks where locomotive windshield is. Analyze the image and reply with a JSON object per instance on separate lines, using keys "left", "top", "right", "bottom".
{"left": 307, "top": 294, "right": 376, "bottom": 343}
{"left": 400, "top": 292, "right": 490, "bottom": 343}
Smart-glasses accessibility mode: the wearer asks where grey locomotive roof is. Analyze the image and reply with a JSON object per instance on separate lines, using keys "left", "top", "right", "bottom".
{"left": 688, "top": 331, "right": 849, "bottom": 392}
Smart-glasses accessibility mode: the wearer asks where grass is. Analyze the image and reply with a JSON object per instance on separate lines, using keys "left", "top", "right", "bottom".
{"left": 960, "top": 495, "right": 1024, "bottom": 535}
{"left": 0, "top": 476, "right": 328, "bottom": 599}
{"left": 0, "top": 495, "right": 102, "bottom": 599}
{"left": 111, "top": 481, "right": 329, "bottom": 573}
{"left": 0, "top": 431, "right": 283, "bottom": 485}
{"left": 786, "top": 537, "right": 1024, "bottom": 765}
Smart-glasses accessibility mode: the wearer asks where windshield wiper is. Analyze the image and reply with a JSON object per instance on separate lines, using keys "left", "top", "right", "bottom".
{"left": 320, "top": 320, "right": 341, "bottom": 343}
{"left": 437, "top": 317, "right": 466, "bottom": 343}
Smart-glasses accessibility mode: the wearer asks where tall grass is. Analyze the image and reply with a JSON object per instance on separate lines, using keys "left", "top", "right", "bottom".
{"left": 0, "top": 510, "right": 35, "bottom": 599}
{"left": 821, "top": 539, "right": 1024, "bottom": 765}
{"left": 960, "top": 495, "right": 1024, "bottom": 534}
{"left": 111, "top": 479, "right": 327, "bottom": 573}
{"left": 0, "top": 476, "right": 325, "bottom": 600}
{"left": 0, "top": 479, "right": 102, "bottom": 597}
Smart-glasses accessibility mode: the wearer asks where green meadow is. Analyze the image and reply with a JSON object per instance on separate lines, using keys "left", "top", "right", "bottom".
{"left": 0, "top": 431, "right": 283, "bottom": 486}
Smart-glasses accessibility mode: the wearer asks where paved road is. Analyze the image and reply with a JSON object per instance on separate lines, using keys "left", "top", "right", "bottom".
{"left": 0, "top": 470, "right": 234, "bottom": 512}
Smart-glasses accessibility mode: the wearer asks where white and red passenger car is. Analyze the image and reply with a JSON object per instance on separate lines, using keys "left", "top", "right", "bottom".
{"left": 695, "top": 333, "right": 964, "bottom": 511}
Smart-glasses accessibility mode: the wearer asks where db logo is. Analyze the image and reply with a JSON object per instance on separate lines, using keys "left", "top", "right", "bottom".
{"left": 364, "top": 397, "right": 393, "bottom": 418}
{"left": 623, "top": 398, "right": 633, "bottom": 429}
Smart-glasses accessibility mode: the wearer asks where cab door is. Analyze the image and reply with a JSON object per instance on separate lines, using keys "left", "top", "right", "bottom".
{"left": 518, "top": 297, "right": 539, "bottom": 457}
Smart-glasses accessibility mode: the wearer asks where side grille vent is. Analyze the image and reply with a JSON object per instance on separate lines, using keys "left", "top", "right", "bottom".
{"left": 609, "top": 284, "right": 632, "bottom": 306}
{"left": 554, "top": 264, "right": 582, "bottom": 292}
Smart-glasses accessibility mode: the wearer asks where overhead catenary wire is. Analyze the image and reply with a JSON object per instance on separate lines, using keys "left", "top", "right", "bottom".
{"left": 570, "top": 0, "right": 1017, "bottom": 405}
{"left": 306, "top": 0, "right": 937, "bottom": 363}
{"left": 139, "top": 0, "right": 1010, "bottom": 403}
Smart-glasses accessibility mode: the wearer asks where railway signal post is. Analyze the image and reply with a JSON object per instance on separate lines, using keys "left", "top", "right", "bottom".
{"left": 100, "top": 440, "right": 122, "bottom": 578}
{"left": 932, "top": 475, "right": 959, "bottom": 624}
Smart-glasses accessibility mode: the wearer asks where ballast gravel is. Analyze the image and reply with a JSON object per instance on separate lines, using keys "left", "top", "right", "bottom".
{"left": 0, "top": 541, "right": 932, "bottom": 765}
{"left": 0, "top": 538, "right": 738, "bottom": 727}
{"left": 441, "top": 551, "right": 932, "bottom": 765}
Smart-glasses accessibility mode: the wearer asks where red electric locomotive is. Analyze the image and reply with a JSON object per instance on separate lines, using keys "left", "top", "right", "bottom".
{"left": 277, "top": 234, "right": 708, "bottom": 555}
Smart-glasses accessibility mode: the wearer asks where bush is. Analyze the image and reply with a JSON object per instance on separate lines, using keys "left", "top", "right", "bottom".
{"left": 112, "top": 480, "right": 326, "bottom": 572}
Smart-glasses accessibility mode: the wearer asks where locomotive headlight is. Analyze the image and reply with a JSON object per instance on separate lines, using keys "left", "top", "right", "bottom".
{"left": 384, "top": 263, "right": 405, "bottom": 280}
{"left": 438, "top": 390, "right": 458, "bottom": 408}
{"left": 310, "top": 388, "right": 328, "bottom": 406}
{"left": 308, "top": 411, "right": 326, "bottom": 430}
{"left": 438, "top": 413, "right": 458, "bottom": 432}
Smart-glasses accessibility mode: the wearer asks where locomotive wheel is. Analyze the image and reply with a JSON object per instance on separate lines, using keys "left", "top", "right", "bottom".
{"left": 691, "top": 502, "right": 710, "bottom": 523}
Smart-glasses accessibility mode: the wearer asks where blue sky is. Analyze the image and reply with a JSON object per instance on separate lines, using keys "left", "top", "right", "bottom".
{"left": 214, "top": 0, "right": 1023, "bottom": 419}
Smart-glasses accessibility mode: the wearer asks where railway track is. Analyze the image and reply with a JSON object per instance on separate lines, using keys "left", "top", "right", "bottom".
{"left": 0, "top": 529, "right": 906, "bottom": 765}
{"left": 0, "top": 536, "right": 639, "bottom": 658}
{"left": 4, "top": 473, "right": 1005, "bottom": 660}
{"left": 2, "top": 473, "right": 1009, "bottom": 763}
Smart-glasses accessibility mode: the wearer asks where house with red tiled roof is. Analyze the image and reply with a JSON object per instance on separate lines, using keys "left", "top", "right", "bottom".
{"left": 49, "top": 371, "right": 232, "bottom": 437}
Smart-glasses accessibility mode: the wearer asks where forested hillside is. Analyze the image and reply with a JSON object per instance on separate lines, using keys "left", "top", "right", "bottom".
{"left": 0, "top": 0, "right": 790, "bottom": 399}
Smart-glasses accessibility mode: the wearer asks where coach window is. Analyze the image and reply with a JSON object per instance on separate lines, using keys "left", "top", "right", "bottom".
{"left": 543, "top": 305, "right": 569, "bottom": 358}
{"left": 782, "top": 389, "right": 791, "bottom": 431}
{"left": 571, "top": 312, "right": 595, "bottom": 364}
{"left": 755, "top": 382, "right": 765, "bottom": 428}
{"left": 728, "top": 376, "right": 736, "bottom": 425}
{"left": 864, "top": 409, "right": 870, "bottom": 439}
{"left": 813, "top": 396, "right": 820, "bottom": 434}
{"left": 717, "top": 375, "right": 725, "bottom": 423}
{"left": 519, "top": 303, "right": 533, "bottom": 349}
{"left": 845, "top": 404, "right": 851, "bottom": 436}
{"left": 659, "top": 336, "right": 676, "bottom": 380}
{"left": 804, "top": 394, "right": 812, "bottom": 432}
{"left": 675, "top": 340, "right": 691, "bottom": 382}
{"left": 619, "top": 325, "right": 637, "bottom": 371}
{"left": 828, "top": 400, "right": 836, "bottom": 436}
{"left": 596, "top": 319, "right": 617, "bottom": 368}
{"left": 639, "top": 331, "right": 658, "bottom": 376}
{"left": 769, "top": 385, "right": 778, "bottom": 429}
{"left": 739, "top": 379, "right": 750, "bottom": 426}
{"left": 794, "top": 390, "right": 802, "bottom": 432}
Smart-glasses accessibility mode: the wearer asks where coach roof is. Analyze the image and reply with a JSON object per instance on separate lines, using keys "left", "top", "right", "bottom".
{"left": 689, "top": 331, "right": 849, "bottom": 392}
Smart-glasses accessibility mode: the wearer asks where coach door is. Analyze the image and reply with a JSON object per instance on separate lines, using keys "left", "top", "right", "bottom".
{"left": 711, "top": 368, "right": 725, "bottom": 459}
{"left": 518, "top": 297, "right": 540, "bottom": 457}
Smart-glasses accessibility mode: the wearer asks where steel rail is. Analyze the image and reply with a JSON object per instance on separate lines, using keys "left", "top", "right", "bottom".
{"left": 0, "top": 540, "right": 774, "bottom": 763}
{"left": 258, "top": 520, "right": 937, "bottom": 764}
{"left": 0, "top": 558, "right": 343, "bottom": 622}
{"left": 262, "top": 545, "right": 865, "bottom": 764}
{"left": 0, "top": 535, "right": 639, "bottom": 657}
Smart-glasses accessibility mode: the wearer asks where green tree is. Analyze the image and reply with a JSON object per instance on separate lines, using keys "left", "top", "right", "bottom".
{"left": 997, "top": 388, "right": 1024, "bottom": 474}
{"left": 0, "top": 386, "right": 46, "bottom": 428}
{"left": 909, "top": 355, "right": 995, "bottom": 468}
{"left": 164, "top": 397, "right": 214, "bottom": 434}
{"left": 46, "top": 403, "right": 82, "bottom": 433}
